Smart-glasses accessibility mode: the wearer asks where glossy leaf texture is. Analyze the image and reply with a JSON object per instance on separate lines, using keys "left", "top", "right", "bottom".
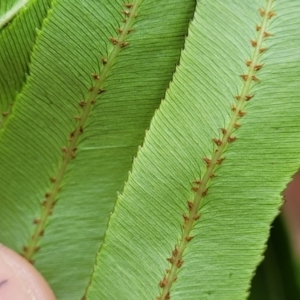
{"left": 0, "top": 0, "right": 195, "bottom": 298}
{"left": 89, "top": 0, "right": 300, "bottom": 299}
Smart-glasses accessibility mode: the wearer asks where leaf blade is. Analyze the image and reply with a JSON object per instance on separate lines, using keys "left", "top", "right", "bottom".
{"left": 0, "top": 0, "right": 51, "bottom": 128}
{"left": 0, "top": 0, "right": 196, "bottom": 298}
{"left": 88, "top": 0, "right": 300, "bottom": 299}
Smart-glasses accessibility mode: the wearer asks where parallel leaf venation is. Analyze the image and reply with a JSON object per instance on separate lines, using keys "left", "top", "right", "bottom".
{"left": 22, "top": 0, "right": 141, "bottom": 262}
{"left": 159, "top": 0, "right": 275, "bottom": 298}
{"left": 0, "top": 0, "right": 52, "bottom": 129}
{"left": 0, "top": 0, "right": 196, "bottom": 297}
{"left": 86, "top": 1, "right": 300, "bottom": 299}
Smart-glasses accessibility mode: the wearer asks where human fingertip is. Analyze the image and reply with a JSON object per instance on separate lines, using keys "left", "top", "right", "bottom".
{"left": 0, "top": 244, "right": 56, "bottom": 300}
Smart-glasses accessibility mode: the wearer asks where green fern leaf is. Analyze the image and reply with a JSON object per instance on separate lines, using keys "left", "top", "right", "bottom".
{"left": 88, "top": 0, "right": 300, "bottom": 299}
{"left": 0, "top": 0, "right": 195, "bottom": 298}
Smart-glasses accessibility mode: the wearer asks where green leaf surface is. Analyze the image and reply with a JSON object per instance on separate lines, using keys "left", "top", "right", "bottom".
{"left": 0, "top": 0, "right": 51, "bottom": 128}
{"left": 0, "top": 0, "right": 29, "bottom": 28}
{"left": 89, "top": 0, "right": 300, "bottom": 299}
{"left": 0, "top": 0, "right": 195, "bottom": 298}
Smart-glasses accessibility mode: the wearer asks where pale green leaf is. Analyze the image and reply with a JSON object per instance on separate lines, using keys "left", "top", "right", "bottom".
{"left": 88, "top": 0, "right": 300, "bottom": 299}
{"left": 0, "top": 0, "right": 195, "bottom": 298}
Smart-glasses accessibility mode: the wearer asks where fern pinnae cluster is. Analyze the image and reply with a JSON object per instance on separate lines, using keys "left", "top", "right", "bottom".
{"left": 1, "top": 0, "right": 198, "bottom": 297}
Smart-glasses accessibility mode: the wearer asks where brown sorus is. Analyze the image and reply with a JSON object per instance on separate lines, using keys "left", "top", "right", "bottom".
{"left": 217, "top": 157, "right": 225, "bottom": 164}
{"left": 228, "top": 136, "right": 237, "bottom": 143}
{"left": 259, "top": 47, "right": 267, "bottom": 53}
{"left": 177, "top": 259, "right": 184, "bottom": 267}
{"left": 91, "top": 73, "right": 99, "bottom": 80}
{"left": 109, "top": 37, "right": 119, "bottom": 45}
{"left": 121, "top": 10, "right": 130, "bottom": 16}
{"left": 102, "top": 57, "right": 107, "bottom": 65}
{"left": 121, "top": 41, "right": 129, "bottom": 48}
{"left": 188, "top": 201, "right": 193, "bottom": 211}
{"left": 159, "top": 277, "right": 167, "bottom": 288}
{"left": 259, "top": 8, "right": 265, "bottom": 16}
{"left": 124, "top": 3, "right": 133, "bottom": 8}
{"left": 268, "top": 11, "right": 276, "bottom": 19}
{"left": 183, "top": 213, "right": 189, "bottom": 222}
{"left": 203, "top": 157, "right": 211, "bottom": 167}
{"left": 250, "top": 40, "right": 257, "bottom": 47}
{"left": 240, "top": 74, "right": 248, "bottom": 81}
{"left": 238, "top": 110, "right": 246, "bottom": 117}
{"left": 185, "top": 236, "right": 193, "bottom": 242}
{"left": 191, "top": 186, "right": 199, "bottom": 192}
{"left": 221, "top": 128, "right": 227, "bottom": 134}
{"left": 245, "top": 94, "right": 254, "bottom": 101}
{"left": 263, "top": 31, "right": 273, "bottom": 38}
{"left": 254, "top": 64, "right": 263, "bottom": 71}
{"left": 193, "top": 214, "right": 200, "bottom": 220}
{"left": 213, "top": 138, "right": 222, "bottom": 146}
{"left": 167, "top": 257, "right": 174, "bottom": 264}
{"left": 172, "top": 246, "right": 178, "bottom": 257}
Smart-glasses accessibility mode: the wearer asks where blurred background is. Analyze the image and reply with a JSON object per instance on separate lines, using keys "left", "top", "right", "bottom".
{"left": 249, "top": 172, "right": 300, "bottom": 299}
{"left": 283, "top": 172, "right": 300, "bottom": 261}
